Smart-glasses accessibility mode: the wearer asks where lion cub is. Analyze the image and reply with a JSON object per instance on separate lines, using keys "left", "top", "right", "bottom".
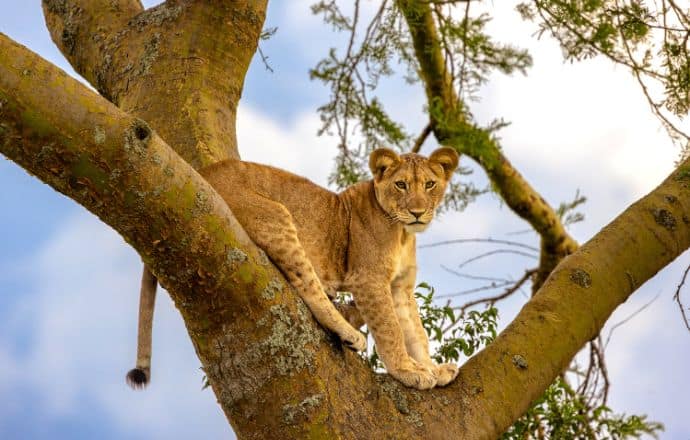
{"left": 128, "top": 147, "right": 459, "bottom": 390}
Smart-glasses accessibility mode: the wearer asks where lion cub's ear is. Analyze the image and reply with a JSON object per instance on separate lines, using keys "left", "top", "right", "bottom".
{"left": 369, "top": 148, "right": 400, "bottom": 180}
{"left": 429, "top": 147, "right": 459, "bottom": 179}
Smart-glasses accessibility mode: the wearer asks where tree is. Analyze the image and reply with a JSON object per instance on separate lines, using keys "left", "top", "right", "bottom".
{"left": 1, "top": 1, "right": 688, "bottom": 438}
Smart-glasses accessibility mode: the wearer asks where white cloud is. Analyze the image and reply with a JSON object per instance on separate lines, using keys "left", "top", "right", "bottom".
{"left": 0, "top": 212, "right": 231, "bottom": 438}
{"left": 238, "top": 107, "right": 339, "bottom": 187}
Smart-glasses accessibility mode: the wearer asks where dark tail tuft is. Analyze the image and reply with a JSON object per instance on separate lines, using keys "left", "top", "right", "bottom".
{"left": 126, "top": 367, "right": 150, "bottom": 390}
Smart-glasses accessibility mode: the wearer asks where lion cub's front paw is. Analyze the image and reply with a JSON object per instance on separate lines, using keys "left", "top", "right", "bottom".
{"left": 342, "top": 330, "right": 367, "bottom": 352}
{"left": 390, "top": 359, "right": 438, "bottom": 390}
{"left": 434, "top": 362, "right": 459, "bottom": 387}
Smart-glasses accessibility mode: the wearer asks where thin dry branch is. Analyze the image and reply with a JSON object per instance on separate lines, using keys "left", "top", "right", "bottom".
{"left": 673, "top": 264, "right": 690, "bottom": 332}
{"left": 456, "top": 249, "right": 537, "bottom": 269}
{"left": 577, "top": 338, "right": 611, "bottom": 408}
{"left": 446, "top": 269, "right": 536, "bottom": 325}
{"left": 412, "top": 122, "right": 433, "bottom": 152}
{"left": 440, "top": 265, "right": 512, "bottom": 283}
{"left": 604, "top": 293, "right": 661, "bottom": 347}
{"left": 436, "top": 281, "right": 516, "bottom": 299}
{"left": 419, "top": 237, "right": 539, "bottom": 252}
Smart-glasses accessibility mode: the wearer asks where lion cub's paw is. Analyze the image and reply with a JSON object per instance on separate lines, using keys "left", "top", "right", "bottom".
{"left": 342, "top": 330, "right": 367, "bottom": 352}
{"left": 434, "top": 362, "right": 459, "bottom": 387}
{"left": 391, "top": 359, "right": 438, "bottom": 390}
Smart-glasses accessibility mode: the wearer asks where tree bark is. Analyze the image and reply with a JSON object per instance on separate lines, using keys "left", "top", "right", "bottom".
{"left": 43, "top": 0, "right": 265, "bottom": 167}
{"left": 3, "top": 27, "right": 690, "bottom": 438}
{"left": 396, "top": 0, "right": 578, "bottom": 290}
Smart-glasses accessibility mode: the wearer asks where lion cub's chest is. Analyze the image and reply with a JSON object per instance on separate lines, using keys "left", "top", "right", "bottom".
{"left": 317, "top": 229, "right": 416, "bottom": 296}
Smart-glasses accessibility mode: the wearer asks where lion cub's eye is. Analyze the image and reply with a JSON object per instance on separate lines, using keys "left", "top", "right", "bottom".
{"left": 425, "top": 181, "right": 436, "bottom": 189}
{"left": 395, "top": 181, "right": 407, "bottom": 190}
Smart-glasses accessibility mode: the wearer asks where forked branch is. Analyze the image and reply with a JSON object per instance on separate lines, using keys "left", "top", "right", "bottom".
{"left": 3, "top": 30, "right": 690, "bottom": 438}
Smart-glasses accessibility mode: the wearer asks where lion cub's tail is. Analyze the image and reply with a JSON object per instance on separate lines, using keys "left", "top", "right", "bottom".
{"left": 126, "top": 265, "right": 157, "bottom": 389}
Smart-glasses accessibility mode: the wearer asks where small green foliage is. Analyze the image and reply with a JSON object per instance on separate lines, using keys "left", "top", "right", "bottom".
{"left": 674, "top": 165, "right": 690, "bottom": 181}
{"left": 435, "top": 11, "right": 532, "bottom": 100}
{"left": 260, "top": 26, "right": 277, "bottom": 41}
{"left": 363, "top": 282, "right": 498, "bottom": 369}
{"left": 415, "top": 282, "right": 498, "bottom": 363}
{"left": 415, "top": 282, "right": 456, "bottom": 343}
{"left": 310, "top": 0, "right": 530, "bottom": 192}
{"left": 367, "top": 344, "right": 382, "bottom": 370}
{"left": 310, "top": 1, "right": 414, "bottom": 183}
{"left": 201, "top": 367, "right": 211, "bottom": 390}
{"left": 502, "top": 378, "right": 663, "bottom": 439}
{"left": 557, "top": 189, "right": 587, "bottom": 228}
{"left": 411, "top": 281, "right": 662, "bottom": 438}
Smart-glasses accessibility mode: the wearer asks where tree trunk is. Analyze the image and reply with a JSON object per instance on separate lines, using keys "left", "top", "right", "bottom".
{"left": 2, "top": 2, "right": 689, "bottom": 439}
{"left": 43, "top": 0, "right": 265, "bottom": 166}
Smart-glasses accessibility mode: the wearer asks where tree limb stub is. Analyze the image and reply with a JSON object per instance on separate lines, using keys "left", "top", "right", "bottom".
{"left": 397, "top": 0, "right": 578, "bottom": 289}
{"left": 43, "top": 0, "right": 268, "bottom": 168}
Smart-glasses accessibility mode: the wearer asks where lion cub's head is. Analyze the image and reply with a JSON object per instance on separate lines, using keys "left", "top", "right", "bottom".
{"left": 369, "top": 147, "right": 459, "bottom": 233}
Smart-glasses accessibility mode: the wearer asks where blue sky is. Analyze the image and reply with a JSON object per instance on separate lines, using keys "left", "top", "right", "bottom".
{"left": 1, "top": 1, "right": 690, "bottom": 439}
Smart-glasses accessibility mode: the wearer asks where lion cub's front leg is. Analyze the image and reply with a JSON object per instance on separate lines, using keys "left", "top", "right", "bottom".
{"left": 240, "top": 196, "right": 366, "bottom": 352}
{"left": 391, "top": 266, "right": 459, "bottom": 387}
{"left": 353, "top": 281, "right": 438, "bottom": 390}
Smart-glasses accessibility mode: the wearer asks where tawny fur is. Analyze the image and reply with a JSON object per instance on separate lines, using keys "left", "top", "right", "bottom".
{"left": 129, "top": 148, "right": 459, "bottom": 390}
{"left": 201, "top": 147, "right": 459, "bottom": 390}
{"left": 127, "top": 266, "right": 157, "bottom": 389}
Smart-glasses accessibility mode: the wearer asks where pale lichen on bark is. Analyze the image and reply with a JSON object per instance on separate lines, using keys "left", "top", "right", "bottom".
{"left": 282, "top": 394, "right": 325, "bottom": 425}
{"left": 261, "top": 278, "right": 284, "bottom": 300}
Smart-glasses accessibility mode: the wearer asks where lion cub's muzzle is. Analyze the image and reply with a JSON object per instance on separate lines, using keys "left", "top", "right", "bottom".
{"left": 403, "top": 211, "right": 433, "bottom": 233}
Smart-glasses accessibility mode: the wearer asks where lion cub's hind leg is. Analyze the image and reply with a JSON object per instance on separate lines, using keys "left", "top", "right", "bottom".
{"left": 239, "top": 195, "right": 366, "bottom": 352}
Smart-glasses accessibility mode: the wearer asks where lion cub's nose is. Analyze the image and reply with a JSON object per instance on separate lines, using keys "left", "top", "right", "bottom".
{"left": 409, "top": 209, "right": 425, "bottom": 219}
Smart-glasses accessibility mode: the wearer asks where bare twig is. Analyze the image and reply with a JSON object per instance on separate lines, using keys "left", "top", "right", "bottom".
{"left": 593, "top": 336, "right": 610, "bottom": 404}
{"left": 446, "top": 269, "right": 536, "bottom": 326}
{"left": 604, "top": 293, "right": 660, "bottom": 348}
{"left": 457, "top": 0, "right": 471, "bottom": 100}
{"left": 419, "top": 237, "right": 539, "bottom": 252}
{"left": 436, "top": 281, "right": 515, "bottom": 299}
{"left": 257, "top": 46, "right": 274, "bottom": 73}
{"left": 440, "top": 264, "right": 511, "bottom": 283}
{"left": 324, "top": 0, "right": 390, "bottom": 153}
{"left": 411, "top": 122, "right": 433, "bottom": 153}
{"left": 673, "top": 264, "right": 690, "bottom": 332}
{"left": 457, "top": 249, "right": 537, "bottom": 269}
{"left": 577, "top": 337, "right": 611, "bottom": 408}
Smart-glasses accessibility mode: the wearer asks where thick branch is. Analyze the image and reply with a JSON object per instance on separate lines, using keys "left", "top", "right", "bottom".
{"left": 42, "top": 0, "right": 144, "bottom": 83}
{"left": 397, "top": 0, "right": 578, "bottom": 289}
{"left": 4, "top": 32, "right": 690, "bottom": 439}
{"left": 43, "top": 0, "right": 267, "bottom": 168}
